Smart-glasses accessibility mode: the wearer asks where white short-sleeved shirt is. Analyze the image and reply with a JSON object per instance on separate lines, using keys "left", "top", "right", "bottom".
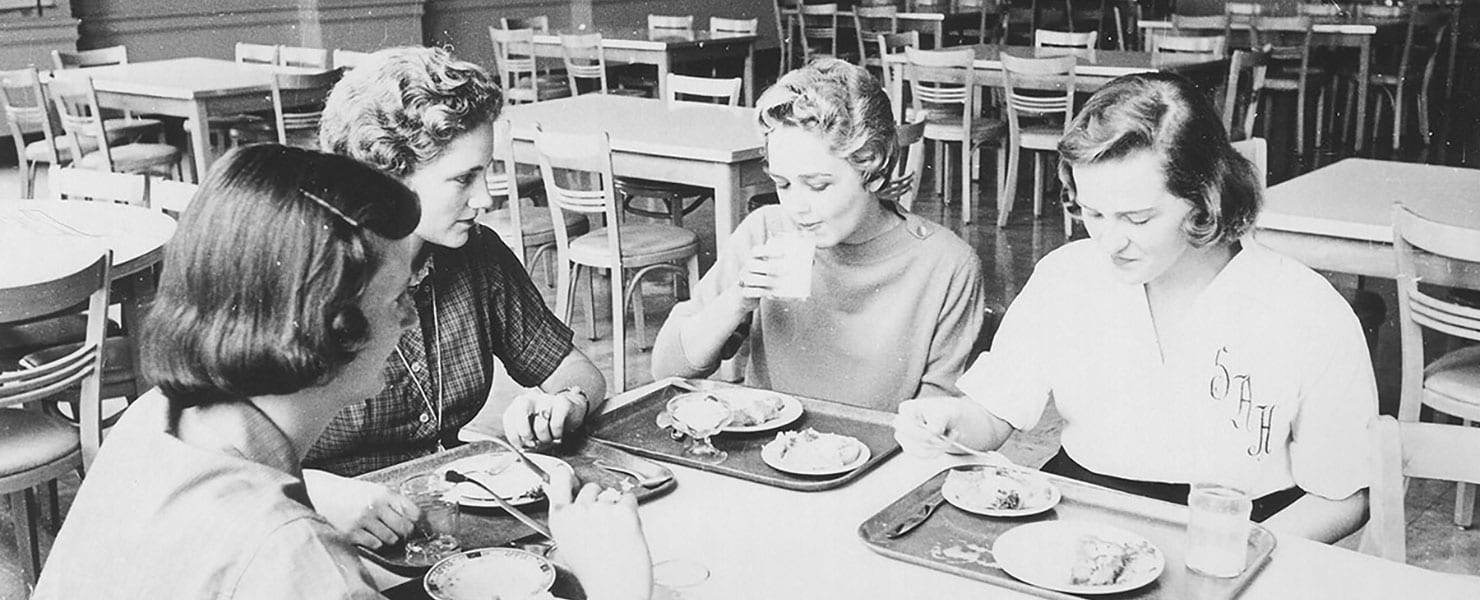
{"left": 960, "top": 239, "right": 1376, "bottom": 500}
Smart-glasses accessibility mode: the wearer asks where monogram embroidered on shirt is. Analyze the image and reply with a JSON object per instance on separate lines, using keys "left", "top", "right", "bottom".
{"left": 1209, "top": 347, "right": 1274, "bottom": 458}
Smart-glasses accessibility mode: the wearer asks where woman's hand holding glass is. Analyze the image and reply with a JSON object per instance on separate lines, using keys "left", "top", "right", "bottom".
{"left": 546, "top": 468, "right": 653, "bottom": 600}
{"left": 303, "top": 470, "right": 420, "bottom": 550}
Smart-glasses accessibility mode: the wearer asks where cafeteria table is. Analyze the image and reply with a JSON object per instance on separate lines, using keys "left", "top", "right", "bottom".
{"left": 530, "top": 27, "right": 759, "bottom": 105}
{"left": 0, "top": 200, "right": 177, "bottom": 387}
{"left": 501, "top": 95, "right": 771, "bottom": 249}
{"left": 74, "top": 57, "right": 329, "bottom": 179}
{"left": 1255, "top": 158, "right": 1480, "bottom": 291}
{"left": 369, "top": 377, "right": 1480, "bottom": 599}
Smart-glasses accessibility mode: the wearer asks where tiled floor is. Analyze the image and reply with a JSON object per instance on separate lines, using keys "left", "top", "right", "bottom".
{"left": 2, "top": 152, "right": 1477, "bottom": 598}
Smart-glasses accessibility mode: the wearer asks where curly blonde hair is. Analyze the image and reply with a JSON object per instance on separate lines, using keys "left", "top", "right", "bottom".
{"left": 756, "top": 58, "right": 898, "bottom": 191}
{"left": 319, "top": 46, "right": 503, "bottom": 178}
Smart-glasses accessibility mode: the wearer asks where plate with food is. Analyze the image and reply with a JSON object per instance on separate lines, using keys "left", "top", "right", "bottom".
{"left": 710, "top": 388, "right": 803, "bottom": 433}
{"left": 992, "top": 521, "right": 1165, "bottom": 595}
{"left": 435, "top": 452, "right": 574, "bottom": 508}
{"left": 424, "top": 547, "right": 557, "bottom": 600}
{"left": 941, "top": 465, "right": 1061, "bottom": 517}
{"left": 761, "top": 428, "right": 870, "bottom": 476}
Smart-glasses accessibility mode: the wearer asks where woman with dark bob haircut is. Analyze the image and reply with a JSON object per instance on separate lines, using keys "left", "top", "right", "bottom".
{"left": 895, "top": 73, "right": 1375, "bottom": 543}
{"left": 651, "top": 59, "right": 985, "bottom": 411}
{"left": 33, "top": 145, "right": 651, "bottom": 600}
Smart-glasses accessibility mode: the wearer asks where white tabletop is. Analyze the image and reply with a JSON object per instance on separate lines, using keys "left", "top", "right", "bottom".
{"left": 0, "top": 200, "right": 176, "bottom": 287}
{"left": 71, "top": 57, "right": 324, "bottom": 100}
{"left": 1138, "top": 19, "right": 1385, "bottom": 35}
{"left": 502, "top": 95, "right": 763, "bottom": 164}
{"left": 1258, "top": 159, "right": 1480, "bottom": 243}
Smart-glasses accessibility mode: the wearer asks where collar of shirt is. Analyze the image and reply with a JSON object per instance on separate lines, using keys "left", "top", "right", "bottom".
{"left": 178, "top": 400, "right": 304, "bottom": 484}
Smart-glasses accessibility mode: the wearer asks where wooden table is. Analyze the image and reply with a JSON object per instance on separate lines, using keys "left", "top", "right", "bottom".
{"left": 502, "top": 95, "right": 771, "bottom": 249}
{"left": 369, "top": 377, "right": 1480, "bottom": 599}
{"left": 531, "top": 28, "right": 759, "bottom": 105}
{"left": 76, "top": 57, "right": 327, "bottom": 179}
{"left": 0, "top": 200, "right": 177, "bottom": 385}
{"left": 1255, "top": 158, "right": 1480, "bottom": 290}
{"left": 838, "top": 9, "right": 989, "bottom": 48}
{"left": 1139, "top": 18, "right": 1408, "bottom": 153}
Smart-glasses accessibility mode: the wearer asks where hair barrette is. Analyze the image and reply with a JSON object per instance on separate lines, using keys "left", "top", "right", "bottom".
{"left": 299, "top": 188, "right": 362, "bottom": 228}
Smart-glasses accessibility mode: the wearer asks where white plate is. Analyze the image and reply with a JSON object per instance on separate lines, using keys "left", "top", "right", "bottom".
{"left": 941, "top": 465, "right": 1062, "bottom": 518}
{"left": 992, "top": 521, "right": 1165, "bottom": 595}
{"left": 424, "top": 547, "right": 556, "bottom": 600}
{"left": 435, "top": 453, "right": 574, "bottom": 508}
{"left": 760, "top": 432, "right": 870, "bottom": 476}
{"left": 710, "top": 388, "right": 804, "bottom": 433}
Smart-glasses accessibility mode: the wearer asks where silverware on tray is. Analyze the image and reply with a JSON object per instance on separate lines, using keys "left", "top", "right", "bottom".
{"left": 487, "top": 435, "right": 553, "bottom": 485}
{"left": 443, "top": 470, "right": 554, "bottom": 540}
{"left": 884, "top": 489, "right": 949, "bottom": 539}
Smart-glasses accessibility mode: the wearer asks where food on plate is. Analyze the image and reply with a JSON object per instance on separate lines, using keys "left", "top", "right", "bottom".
{"left": 773, "top": 428, "right": 863, "bottom": 471}
{"left": 436, "top": 553, "right": 551, "bottom": 599}
{"left": 946, "top": 467, "right": 1046, "bottom": 511}
{"left": 670, "top": 395, "right": 733, "bottom": 434}
{"left": 456, "top": 455, "right": 545, "bottom": 502}
{"left": 1069, "top": 536, "right": 1159, "bottom": 586}
{"left": 727, "top": 393, "right": 787, "bottom": 427}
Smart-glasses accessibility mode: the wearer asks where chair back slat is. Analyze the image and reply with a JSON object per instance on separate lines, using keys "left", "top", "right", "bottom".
{"left": 666, "top": 74, "right": 742, "bottom": 106}
{"left": 1034, "top": 28, "right": 1097, "bottom": 49}
{"left": 271, "top": 68, "right": 343, "bottom": 147}
{"left": 1154, "top": 34, "right": 1227, "bottom": 57}
{"left": 1392, "top": 203, "right": 1480, "bottom": 422}
{"left": 279, "top": 45, "right": 331, "bottom": 69}
{"left": 1001, "top": 53, "right": 1076, "bottom": 133}
{"left": 236, "top": 42, "right": 280, "bottom": 65}
{"left": 534, "top": 124, "right": 622, "bottom": 270}
{"left": 801, "top": 3, "right": 840, "bottom": 59}
{"left": 149, "top": 177, "right": 198, "bottom": 216}
{"left": 332, "top": 49, "right": 371, "bottom": 69}
{"left": 1363, "top": 416, "right": 1480, "bottom": 562}
{"left": 485, "top": 118, "right": 528, "bottom": 262}
{"left": 887, "top": 116, "right": 927, "bottom": 210}
{"left": 1, "top": 68, "right": 59, "bottom": 168}
{"left": 855, "top": 6, "right": 899, "bottom": 61}
{"left": 501, "top": 15, "right": 551, "bottom": 32}
{"left": 490, "top": 26, "right": 540, "bottom": 74}
{"left": 0, "top": 344, "right": 95, "bottom": 398}
{"left": 711, "top": 16, "right": 759, "bottom": 36}
{"left": 649, "top": 14, "right": 696, "bottom": 36}
{"left": 561, "top": 33, "right": 610, "bottom": 95}
{"left": 51, "top": 167, "right": 149, "bottom": 206}
{"left": 52, "top": 45, "right": 130, "bottom": 70}
{"left": 1224, "top": 49, "right": 1268, "bottom": 140}
{"left": 48, "top": 75, "right": 115, "bottom": 171}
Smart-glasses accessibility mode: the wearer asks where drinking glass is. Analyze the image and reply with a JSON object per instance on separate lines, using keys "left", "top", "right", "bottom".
{"left": 1185, "top": 482, "right": 1252, "bottom": 578}
{"left": 652, "top": 559, "right": 711, "bottom": 600}
{"left": 399, "top": 473, "right": 461, "bottom": 564}
{"left": 764, "top": 231, "right": 815, "bottom": 300}
{"left": 661, "top": 394, "right": 733, "bottom": 464}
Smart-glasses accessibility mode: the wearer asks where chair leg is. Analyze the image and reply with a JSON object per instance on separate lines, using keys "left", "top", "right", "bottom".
{"left": 47, "top": 479, "right": 61, "bottom": 530}
{"left": 556, "top": 260, "right": 575, "bottom": 324}
{"left": 23, "top": 161, "right": 39, "bottom": 199}
{"left": 960, "top": 142, "right": 973, "bottom": 223}
{"left": 585, "top": 267, "right": 599, "bottom": 341}
{"left": 632, "top": 277, "right": 649, "bottom": 351}
{"left": 609, "top": 265, "right": 626, "bottom": 394}
{"left": 1296, "top": 83, "right": 1309, "bottom": 158}
{"left": 1459, "top": 419, "right": 1477, "bottom": 528}
{"left": 9, "top": 490, "right": 39, "bottom": 585}
{"left": 998, "top": 143, "right": 1020, "bottom": 228}
{"left": 1032, "top": 153, "right": 1044, "bottom": 218}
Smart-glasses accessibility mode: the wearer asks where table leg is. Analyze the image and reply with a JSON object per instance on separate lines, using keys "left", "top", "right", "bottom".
{"left": 713, "top": 170, "right": 743, "bottom": 250}
{"left": 1355, "top": 38, "right": 1371, "bottom": 155}
{"left": 187, "top": 101, "right": 212, "bottom": 182}
{"left": 657, "top": 54, "right": 672, "bottom": 101}
{"left": 744, "top": 45, "right": 756, "bottom": 107}
{"left": 933, "top": 23, "right": 944, "bottom": 49}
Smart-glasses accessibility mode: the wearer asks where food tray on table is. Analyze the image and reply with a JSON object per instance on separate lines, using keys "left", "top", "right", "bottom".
{"left": 585, "top": 378, "right": 900, "bottom": 492}
{"left": 357, "top": 439, "right": 675, "bottom": 575}
{"left": 858, "top": 467, "right": 1276, "bottom": 599}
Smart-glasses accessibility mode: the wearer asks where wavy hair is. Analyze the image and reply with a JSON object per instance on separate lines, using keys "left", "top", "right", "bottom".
{"left": 142, "top": 144, "right": 420, "bottom": 407}
{"left": 756, "top": 58, "right": 898, "bottom": 193}
{"left": 1057, "top": 72, "right": 1261, "bottom": 246}
{"left": 319, "top": 46, "right": 503, "bottom": 178}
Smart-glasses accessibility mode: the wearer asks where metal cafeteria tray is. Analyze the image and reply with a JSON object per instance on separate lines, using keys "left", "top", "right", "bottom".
{"left": 858, "top": 468, "right": 1276, "bottom": 599}
{"left": 585, "top": 379, "right": 901, "bottom": 492}
{"left": 357, "top": 440, "right": 675, "bottom": 574}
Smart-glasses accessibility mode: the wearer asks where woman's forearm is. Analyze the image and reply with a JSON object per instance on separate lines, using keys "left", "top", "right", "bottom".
{"left": 1261, "top": 489, "right": 1368, "bottom": 544}
{"left": 651, "top": 289, "right": 753, "bottom": 379}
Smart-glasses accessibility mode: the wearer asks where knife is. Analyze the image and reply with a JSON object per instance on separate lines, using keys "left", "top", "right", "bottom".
{"left": 583, "top": 440, "right": 673, "bottom": 489}
{"left": 884, "top": 489, "right": 948, "bottom": 539}
{"left": 444, "top": 469, "right": 554, "bottom": 540}
{"left": 487, "top": 434, "right": 553, "bottom": 486}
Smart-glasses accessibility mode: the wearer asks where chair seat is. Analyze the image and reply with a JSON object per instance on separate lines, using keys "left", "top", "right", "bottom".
{"left": 21, "top": 336, "right": 135, "bottom": 390}
{"left": 569, "top": 223, "right": 699, "bottom": 267}
{"left": 105, "top": 117, "right": 165, "bottom": 139}
{"left": 77, "top": 143, "right": 181, "bottom": 174}
{"left": 1017, "top": 124, "right": 1066, "bottom": 150}
{"left": 1426, "top": 345, "right": 1480, "bottom": 412}
{"left": 477, "top": 207, "right": 590, "bottom": 247}
{"left": 0, "top": 409, "right": 79, "bottom": 477}
{"left": 24, "top": 120, "right": 159, "bottom": 163}
{"left": 0, "top": 315, "right": 122, "bottom": 362}
{"left": 922, "top": 117, "right": 1006, "bottom": 146}
{"left": 616, "top": 178, "right": 710, "bottom": 200}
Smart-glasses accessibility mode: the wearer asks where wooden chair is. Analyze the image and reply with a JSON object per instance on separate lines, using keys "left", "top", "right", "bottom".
{"left": 49, "top": 167, "right": 148, "bottom": 207}
{"left": 533, "top": 125, "right": 700, "bottom": 393}
{"left": 1353, "top": 3, "right": 1450, "bottom": 153}
{"left": 279, "top": 45, "right": 331, "bottom": 69}
{"left": 1363, "top": 415, "right": 1480, "bottom": 561}
{"left": 476, "top": 119, "right": 590, "bottom": 282}
{"left": 1223, "top": 48, "right": 1269, "bottom": 142}
{"left": 648, "top": 14, "right": 695, "bottom": 38}
{"left": 617, "top": 74, "right": 742, "bottom": 229}
{"left": 999, "top": 52, "right": 1076, "bottom": 232}
{"left": 500, "top": 15, "right": 551, "bottom": 32}
{"left": 951, "top": 0, "right": 1003, "bottom": 45}
{"left": 877, "top": 31, "right": 921, "bottom": 109}
{"left": 888, "top": 116, "right": 929, "bottom": 212}
{"left": 1392, "top": 203, "right": 1480, "bottom": 528}
{"left": 1066, "top": 0, "right": 1110, "bottom": 45}
{"left": 235, "top": 42, "right": 279, "bottom": 65}
{"left": 231, "top": 68, "right": 344, "bottom": 148}
{"left": 1, "top": 68, "right": 67, "bottom": 198}
{"left": 1224, "top": 1, "right": 1264, "bottom": 49}
{"left": 1230, "top": 137, "right": 1267, "bottom": 190}
{"left": 1152, "top": 34, "right": 1226, "bottom": 58}
{"left": 48, "top": 46, "right": 166, "bottom": 146}
{"left": 774, "top": 0, "right": 800, "bottom": 71}
{"left": 560, "top": 33, "right": 646, "bottom": 97}
{"left": 855, "top": 5, "right": 900, "bottom": 74}
{"left": 800, "top": 4, "right": 842, "bottom": 63}
{"left": 490, "top": 26, "right": 572, "bottom": 104}
{"left": 1251, "top": 16, "right": 1321, "bottom": 157}
{"left": 910, "top": 0, "right": 948, "bottom": 12}
{"left": 147, "top": 176, "right": 199, "bottom": 217}
{"left": 1034, "top": 28, "right": 1099, "bottom": 58}
{"left": 331, "top": 49, "right": 371, "bottom": 69}
{"left": 49, "top": 75, "right": 183, "bottom": 178}
{"left": 1162, "top": 14, "right": 1230, "bottom": 53}
{"left": 1, "top": 251, "right": 109, "bottom": 584}
{"left": 710, "top": 16, "right": 759, "bottom": 37}
{"left": 902, "top": 46, "right": 1007, "bottom": 224}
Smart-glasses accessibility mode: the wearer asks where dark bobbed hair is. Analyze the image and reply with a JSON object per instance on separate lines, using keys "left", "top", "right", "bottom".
{"left": 142, "top": 144, "right": 420, "bottom": 407}
{"left": 757, "top": 58, "right": 899, "bottom": 194}
{"left": 319, "top": 46, "right": 503, "bottom": 178}
{"left": 1057, "top": 72, "right": 1261, "bottom": 246}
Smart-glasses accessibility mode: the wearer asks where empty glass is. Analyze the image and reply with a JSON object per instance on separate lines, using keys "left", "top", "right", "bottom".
{"left": 652, "top": 559, "right": 711, "bottom": 600}
{"left": 399, "top": 473, "right": 461, "bottom": 564}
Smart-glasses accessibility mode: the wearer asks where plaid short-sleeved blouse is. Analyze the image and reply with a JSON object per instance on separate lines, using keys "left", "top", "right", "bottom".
{"left": 305, "top": 226, "right": 574, "bottom": 476}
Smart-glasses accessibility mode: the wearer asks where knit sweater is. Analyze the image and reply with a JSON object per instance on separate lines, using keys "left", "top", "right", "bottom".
{"left": 652, "top": 205, "right": 985, "bottom": 411}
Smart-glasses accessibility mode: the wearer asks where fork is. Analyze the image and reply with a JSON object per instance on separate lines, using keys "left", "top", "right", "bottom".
{"left": 914, "top": 415, "right": 1015, "bottom": 467}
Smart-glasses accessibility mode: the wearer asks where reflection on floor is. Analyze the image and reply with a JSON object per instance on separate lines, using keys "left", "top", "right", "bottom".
{"left": 1, "top": 159, "right": 1477, "bottom": 598}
